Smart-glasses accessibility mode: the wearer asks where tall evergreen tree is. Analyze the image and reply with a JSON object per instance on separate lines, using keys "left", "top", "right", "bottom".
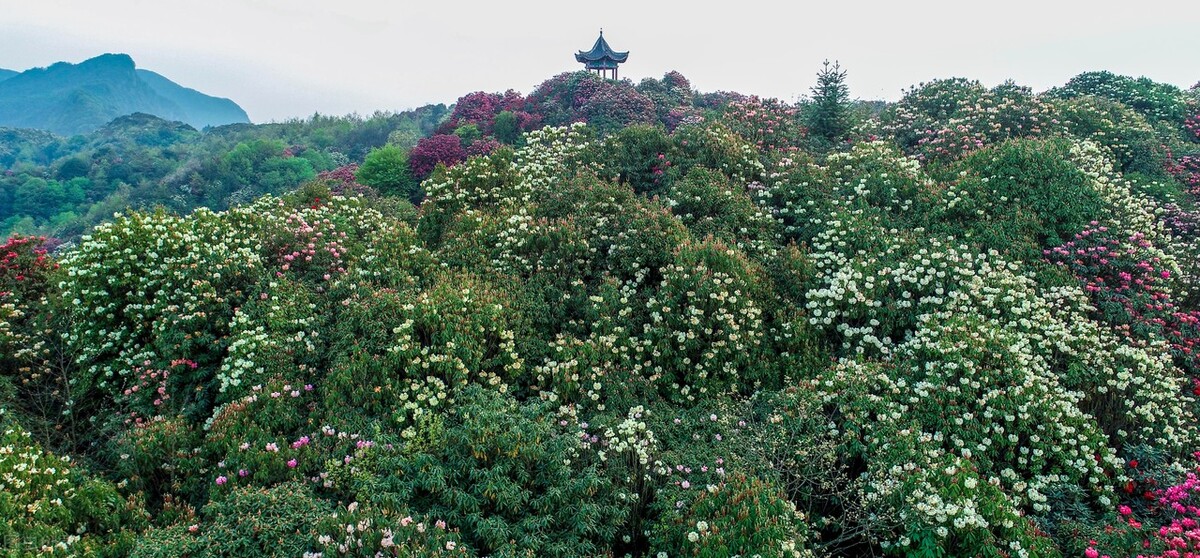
{"left": 806, "top": 60, "right": 851, "bottom": 148}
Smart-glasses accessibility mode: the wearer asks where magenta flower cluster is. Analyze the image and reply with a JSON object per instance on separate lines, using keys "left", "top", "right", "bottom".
{"left": 1045, "top": 223, "right": 1200, "bottom": 374}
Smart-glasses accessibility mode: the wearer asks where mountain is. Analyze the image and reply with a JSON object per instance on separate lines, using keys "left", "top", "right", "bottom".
{"left": 0, "top": 53, "right": 249, "bottom": 135}
{"left": 136, "top": 68, "right": 248, "bottom": 130}
{"left": 0, "top": 69, "right": 16, "bottom": 82}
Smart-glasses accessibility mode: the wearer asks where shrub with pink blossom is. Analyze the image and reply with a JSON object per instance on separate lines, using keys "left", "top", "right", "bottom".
{"left": 1046, "top": 223, "right": 1200, "bottom": 375}
{"left": 719, "top": 95, "right": 804, "bottom": 154}
{"left": 441, "top": 90, "right": 527, "bottom": 135}
{"left": 880, "top": 79, "right": 1061, "bottom": 166}
{"left": 408, "top": 134, "right": 467, "bottom": 180}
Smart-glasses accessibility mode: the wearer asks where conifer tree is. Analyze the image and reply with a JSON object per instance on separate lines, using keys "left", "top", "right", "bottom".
{"left": 806, "top": 59, "right": 851, "bottom": 148}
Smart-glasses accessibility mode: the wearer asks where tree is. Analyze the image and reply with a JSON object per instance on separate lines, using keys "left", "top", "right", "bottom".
{"left": 408, "top": 134, "right": 467, "bottom": 181}
{"left": 492, "top": 111, "right": 521, "bottom": 144}
{"left": 805, "top": 59, "right": 851, "bottom": 148}
{"left": 357, "top": 144, "right": 418, "bottom": 200}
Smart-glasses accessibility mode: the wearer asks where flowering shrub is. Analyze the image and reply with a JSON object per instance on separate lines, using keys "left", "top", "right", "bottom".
{"left": 132, "top": 481, "right": 329, "bottom": 558}
{"left": 1166, "top": 149, "right": 1200, "bottom": 196}
{"left": 1046, "top": 224, "right": 1200, "bottom": 375}
{"left": 650, "top": 472, "right": 815, "bottom": 558}
{"left": 671, "top": 121, "right": 766, "bottom": 187}
{"left": 880, "top": 79, "right": 1060, "bottom": 166}
{"left": 1052, "top": 95, "right": 1164, "bottom": 175}
{"left": 815, "top": 316, "right": 1120, "bottom": 555}
{"left": 1048, "top": 70, "right": 1190, "bottom": 124}
{"left": 441, "top": 90, "right": 528, "bottom": 135}
{"left": 465, "top": 137, "right": 500, "bottom": 157}
{"left": 309, "top": 503, "right": 470, "bottom": 557}
{"left": 313, "top": 164, "right": 374, "bottom": 198}
{"left": 1078, "top": 453, "right": 1200, "bottom": 558}
{"left": 580, "top": 82, "right": 657, "bottom": 134}
{"left": 640, "top": 240, "right": 772, "bottom": 400}
{"left": 61, "top": 207, "right": 264, "bottom": 422}
{"left": 590, "top": 124, "right": 678, "bottom": 194}
{"left": 10, "top": 70, "right": 1200, "bottom": 558}
{"left": 0, "top": 417, "right": 144, "bottom": 556}
{"left": 661, "top": 167, "right": 780, "bottom": 257}
{"left": 1185, "top": 112, "right": 1200, "bottom": 141}
{"left": 0, "top": 235, "right": 62, "bottom": 424}
{"left": 636, "top": 71, "right": 695, "bottom": 128}
{"left": 525, "top": 71, "right": 657, "bottom": 134}
{"left": 0, "top": 235, "right": 58, "bottom": 303}
{"left": 719, "top": 95, "right": 804, "bottom": 154}
{"left": 349, "top": 386, "right": 628, "bottom": 557}
{"left": 408, "top": 134, "right": 467, "bottom": 180}
{"left": 322, "top": 273, "right": 527, "bottom": 434}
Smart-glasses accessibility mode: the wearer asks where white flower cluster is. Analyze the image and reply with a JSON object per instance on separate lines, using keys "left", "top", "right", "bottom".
{"left": 591, "top": 405, "right": 658, "bottom": 472}
{"left": 217, "top": 288, "right": 321, "bottom": 397}
{"left": 0, "top": 423, "right": 92, "bottom": 555}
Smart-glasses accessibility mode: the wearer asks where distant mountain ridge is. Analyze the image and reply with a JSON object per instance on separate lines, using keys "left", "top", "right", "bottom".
{"left": 0, "top": 69, "right": 16, "bottom": 82}
{"left": 0, "top": 53, "right": 249, "bottom": 135}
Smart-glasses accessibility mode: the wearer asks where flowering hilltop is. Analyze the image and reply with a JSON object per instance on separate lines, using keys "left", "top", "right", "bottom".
{"left": 1, "top": 68, "right": 1200, "bottom": 557}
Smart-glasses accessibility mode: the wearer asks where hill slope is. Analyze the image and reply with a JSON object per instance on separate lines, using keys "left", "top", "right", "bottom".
{"left": 3, "top": 69, "right": 1200, "bottom": 558}
{"left": 136, "top": 68, "right": 248, "bottom": 129}
{"left": 0, "top": 53, "right": 249, "bottom": 135}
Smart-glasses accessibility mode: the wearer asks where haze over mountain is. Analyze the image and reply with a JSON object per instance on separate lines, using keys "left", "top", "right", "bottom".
{"left": 0, "top": 53, "right": 249, "bottom": 135}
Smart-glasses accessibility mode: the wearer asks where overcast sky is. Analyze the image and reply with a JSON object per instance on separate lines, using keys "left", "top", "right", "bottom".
{"left": 1, "top": 0, "right": 1197, "bottom": 123}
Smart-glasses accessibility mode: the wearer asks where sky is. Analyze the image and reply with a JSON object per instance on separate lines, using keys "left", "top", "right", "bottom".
{"left": 1, "top": 0, "right": 1197, "bottom": 123}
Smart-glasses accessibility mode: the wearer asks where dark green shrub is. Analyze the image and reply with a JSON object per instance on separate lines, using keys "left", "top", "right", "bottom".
{"left": 352, "top": 387, "right": 628, "bottom": 557}
{"left": 589, "top": 124, "right": 676, "bottom": 195}
{"left": 133, "top": 481, "right": 329, "bottom": 558}
{"left": 650, "top": 472, "right": 814, "bottom": 558}
{"left": 357, "top": 144, "right": 419, "bottom": 200}
{"left": 928, "top": 138, "right": 1106, "bottom": 256}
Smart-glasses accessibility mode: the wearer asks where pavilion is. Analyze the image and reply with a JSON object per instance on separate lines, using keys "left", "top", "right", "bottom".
{"left": 575, "top": 30, "right": 628, "bottom": 80}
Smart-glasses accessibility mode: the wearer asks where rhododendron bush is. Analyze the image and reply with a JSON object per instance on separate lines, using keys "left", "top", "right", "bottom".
{"left": 4, "top": 69, "right": 1200, "bottom": 557}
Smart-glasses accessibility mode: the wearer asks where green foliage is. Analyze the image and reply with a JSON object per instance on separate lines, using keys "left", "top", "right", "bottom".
{"left": 132, "top": 482, "right": 329, "bottom": 558}
{"left": 353, "top": 387, "right": 628, "bottom": 557}
{"left": 1, "top": 107, "right": 445, "bottom": 240}
{"left": 356, "top": 144, "right": 418, "bottom": 200}
{"left": 591, "top": 123, "right": 676, "bottom": 194}
{"left": 804, "top": 60, "right": 852, "bottom": 149}
{"left": 492, "top": 111, "right": 521, "bottom": 145}
{"left": 452, "top": 123, "right": 482, "bottom": 145}
{"left": 927, "top": 138, "right": 1106, "bottom": 257}
{"left": 0, "top": 417, "right": 144, "bottom": 557}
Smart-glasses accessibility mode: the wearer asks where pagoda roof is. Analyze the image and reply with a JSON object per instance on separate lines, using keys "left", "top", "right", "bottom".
{"left": 576, "top": 31, "right": 628, "bottom": 66}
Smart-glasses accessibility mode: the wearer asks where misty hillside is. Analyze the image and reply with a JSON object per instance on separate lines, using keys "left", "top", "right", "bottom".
{"left": 136, "top": 68, "right": 249, "bottom": 129}
{"left": 0, "top": 53, "right": 249, "bottom": 135}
